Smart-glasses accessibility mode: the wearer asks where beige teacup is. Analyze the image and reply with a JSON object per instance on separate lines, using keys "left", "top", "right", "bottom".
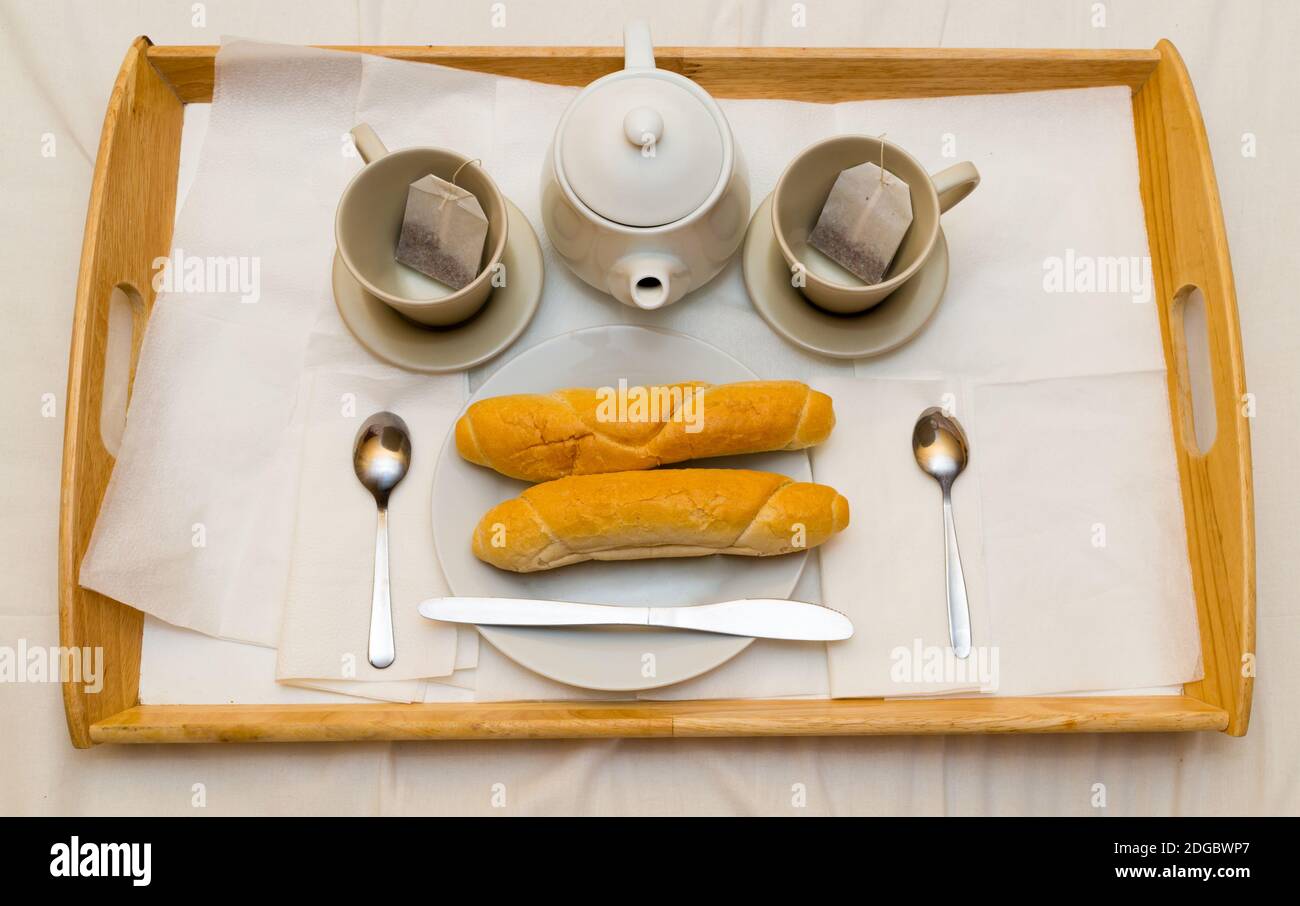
{"left": 336, "top": 124, "right": 508, "bottom": 327}
{"left": 772, "top": 136, "right": 979, "bottom": 315}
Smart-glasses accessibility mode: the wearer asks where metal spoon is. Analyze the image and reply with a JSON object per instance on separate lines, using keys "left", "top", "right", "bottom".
{"left": 911, "top": 407, "right": 972, "bottom": 659}
{"left": 353, "top": 411, "right": 412, "bottom": 669}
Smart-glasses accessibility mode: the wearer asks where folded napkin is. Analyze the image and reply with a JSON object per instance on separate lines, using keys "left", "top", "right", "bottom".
{"left": 814, "top": 373, "right": 1201, "bottom": 698}
{"left": 814, "top": 376, "right": 993, "bottom": 697}
{"left": 82, "top": 40, "right": 482, "bottom": 699}
{"left": 836, "top": 88, "right": 1166, "bottom": 385}
{"left": 970, "top": 371, "right": 1202, "bottom": 694}
{"left": 139, "top": 615, "right": 476, "bottom": 705}
{"left": 275, "top": 366, "right": 463, "bottom": 689}
{"left": 80, "top": 41, "right": 364, "bottom": 645}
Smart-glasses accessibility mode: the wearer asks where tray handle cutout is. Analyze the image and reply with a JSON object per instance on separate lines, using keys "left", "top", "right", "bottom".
{"left": 99, "top": 282, "right": 144, "bottom": 457}
{"left": 1172, "top": 284, "right": 1218, "bottom": 455}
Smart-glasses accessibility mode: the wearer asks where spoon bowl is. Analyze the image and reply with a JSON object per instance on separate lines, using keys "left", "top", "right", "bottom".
{"left": 354, "top": 412, "right": 412, "bottom": 669}
{"left": 354, "top": 413, "right": 412, "bottom": 504}
{"left": 912, "top": 407, "right": 969, "bottom": 487}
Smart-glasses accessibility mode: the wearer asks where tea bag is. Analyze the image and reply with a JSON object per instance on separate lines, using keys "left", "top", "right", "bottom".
{"left": 394, "top": 173, "right": 489, "bottom": 290}
{"left": 808, "top": 161, "right": 913, "bottom": 285}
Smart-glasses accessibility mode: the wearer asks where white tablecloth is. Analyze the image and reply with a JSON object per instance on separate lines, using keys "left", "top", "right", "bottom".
{"left": 1, "top": 0, "right": 1294, "bottom": 816}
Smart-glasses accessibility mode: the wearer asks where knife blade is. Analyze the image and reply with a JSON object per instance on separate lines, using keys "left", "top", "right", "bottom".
{"left": 418, "top": 596, "right": 853, "bottom": 641}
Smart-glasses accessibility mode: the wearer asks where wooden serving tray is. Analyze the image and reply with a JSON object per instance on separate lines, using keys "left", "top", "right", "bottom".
{"left": 60, "top": 39, "right": 1254, "bottom": 746}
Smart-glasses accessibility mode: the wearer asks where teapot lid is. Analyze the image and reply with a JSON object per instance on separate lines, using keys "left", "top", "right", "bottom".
{"left": 558, "top": 73, "right": 726, "bottom": 228}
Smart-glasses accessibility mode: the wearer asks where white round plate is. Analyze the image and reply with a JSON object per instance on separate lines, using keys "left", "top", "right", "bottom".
{"left": 431, "top": 325, "right": 812, "bottom": 690}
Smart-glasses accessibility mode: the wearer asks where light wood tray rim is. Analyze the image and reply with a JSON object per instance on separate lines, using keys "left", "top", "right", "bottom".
{"left": 91, "top": 696, "right": 1228, "bottom": 744}
{"left": 59, "top": 38, "right": 1251, "bottom": 746}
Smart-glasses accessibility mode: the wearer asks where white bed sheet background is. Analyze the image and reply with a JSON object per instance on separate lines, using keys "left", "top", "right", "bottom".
{"left": 2, "top": 0, "right": 1294, "bottom": 816}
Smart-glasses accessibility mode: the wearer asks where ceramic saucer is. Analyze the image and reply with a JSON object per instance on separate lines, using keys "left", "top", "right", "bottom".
{"left": 332, "top": 198, "right": 543, "bottom": 373}
{"left": 742, "top": 192, "right": 948, "bottom": 359}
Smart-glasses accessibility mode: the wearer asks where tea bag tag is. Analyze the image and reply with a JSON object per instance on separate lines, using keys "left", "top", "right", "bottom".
{"left": 395, "top": 168, "right": 489, "bottom": 290}
{"left": 808, "top": 159, "right": 913, "bottom": 285}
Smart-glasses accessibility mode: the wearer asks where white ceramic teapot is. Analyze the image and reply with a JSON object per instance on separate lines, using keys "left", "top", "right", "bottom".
{"left": 541, "top": 21, "right": 750, "bottom": 310}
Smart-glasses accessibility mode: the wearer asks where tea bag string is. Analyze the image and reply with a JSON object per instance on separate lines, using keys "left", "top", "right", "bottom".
{"left": 861, "top": 132, "right": 887, "bottom": 204}
{"left": 440, "top": 158, "right": 482, "bottom": 209}
{"left": 853, "top": 133, "right": 888, "bottom": 228}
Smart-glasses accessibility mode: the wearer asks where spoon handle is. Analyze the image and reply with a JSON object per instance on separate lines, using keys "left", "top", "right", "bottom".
{"left": 942, "top": 490, "right": 972, "bottom": 658}
{"left": 368, "top": 506, "right": 395, "bottom": 669}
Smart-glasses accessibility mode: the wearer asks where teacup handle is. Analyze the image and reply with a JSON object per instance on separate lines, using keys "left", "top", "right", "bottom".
{"left": 351, "top": 124, "right": 389, "bottom": 164}
{"left": 931, "top": 161, "right": 980, "bottom": 213}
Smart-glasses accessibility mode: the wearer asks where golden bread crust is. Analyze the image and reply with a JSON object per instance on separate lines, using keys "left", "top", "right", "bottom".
{"left": 472, "top": 468, "right": 850, "bottom": 572}
{"left": 455, "top": 381, "right": 835, "bottom": 482}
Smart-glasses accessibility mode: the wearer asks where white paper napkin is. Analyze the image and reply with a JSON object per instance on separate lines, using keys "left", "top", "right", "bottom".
{"left": 79, "top": 41, "right": 365, "bottom": 645}
{"left": 813, "top": 376, "right": 994, "bottom": 697}
{"left": 970, "top": 371, "right": 1202, "bottom": 694}
{"left": 274, "top": 367, "right": 463, "bottom": 687}
{"left": 838, "top": 88, "right": 1166, "bottom": 384}
{"left": 814, "top": 373, "right": 1201, "bottom": 698}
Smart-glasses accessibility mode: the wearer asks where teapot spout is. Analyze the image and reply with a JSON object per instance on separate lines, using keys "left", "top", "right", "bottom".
{"left": 611, "top": 256, "right": 680, "bottom": 310}
{"left": 624, "top": 20, "right": 655, "bottom": 70}
{"left": 630, "top": 271, "right": 670, "bottom": 311}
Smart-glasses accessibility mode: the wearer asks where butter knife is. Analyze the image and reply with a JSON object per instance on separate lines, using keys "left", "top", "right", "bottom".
{"left": 418, "top": 597, "right": 853, "bottom": 641}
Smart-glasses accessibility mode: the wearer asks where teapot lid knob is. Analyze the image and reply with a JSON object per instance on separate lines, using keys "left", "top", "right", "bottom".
{"left": 623, "top": 106, "right": 664, "bottom": 149}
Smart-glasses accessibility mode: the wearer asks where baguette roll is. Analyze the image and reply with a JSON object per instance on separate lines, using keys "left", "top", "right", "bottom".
{"left": 455, "top": 380, "right": 835, "bottom": 482}
{"left": 472, "top": 468, "right": 850, "bottom": 573}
